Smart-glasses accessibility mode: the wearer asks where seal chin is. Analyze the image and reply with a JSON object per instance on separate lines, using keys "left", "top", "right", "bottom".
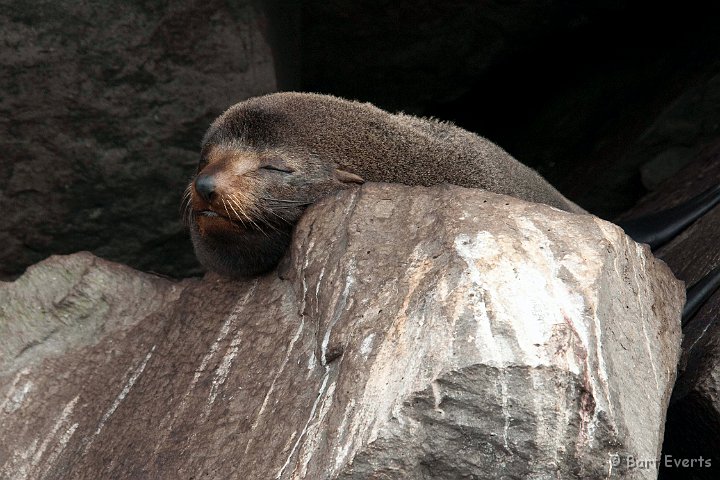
{"left": 189, "top": 216, "right": 291, "bottom": 278}
{"left": 194, "top": 210, "right": 241, "bottom": 236}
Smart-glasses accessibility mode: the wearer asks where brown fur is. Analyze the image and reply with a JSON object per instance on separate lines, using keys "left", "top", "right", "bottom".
{"left": 185, "top": 92, "right": 584, "bottom": 277}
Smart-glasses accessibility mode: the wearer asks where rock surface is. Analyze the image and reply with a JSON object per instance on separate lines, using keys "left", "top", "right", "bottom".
{"left": 0, "top": 184, "right": 683, "bottom": 479}
{"left": 619, "top": 142, "right": 720, "bottom": 479}
{"left": 0, "top": 0, "right": 277, "bottom": 279}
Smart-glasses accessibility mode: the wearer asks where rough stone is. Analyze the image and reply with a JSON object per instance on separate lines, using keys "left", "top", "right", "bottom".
{"left": 620, "top": 141, "right": 720, "bottom": 479}
{"left": 640, "top": 147, "right": 700, "bottom": 190}
{"left": 0, "top": 252, "right": 189, "bottom": 375}
{"left": 0, "top": 184, "right": 683, "bottom": 479}
{"left": 634, "top": 72, "right": 720, "bottom": 193}
{"left": 0, "top": 0, "right": 277, "bottom": 280}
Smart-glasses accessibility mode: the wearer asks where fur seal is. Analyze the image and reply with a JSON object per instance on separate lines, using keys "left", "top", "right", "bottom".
{"left": 183, "top": 92, "right": 587, "bottom": 277}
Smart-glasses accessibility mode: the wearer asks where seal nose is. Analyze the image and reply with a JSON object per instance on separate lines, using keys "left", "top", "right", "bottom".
{"left": 194, "top": 174, "right": 216, "bottom": 203}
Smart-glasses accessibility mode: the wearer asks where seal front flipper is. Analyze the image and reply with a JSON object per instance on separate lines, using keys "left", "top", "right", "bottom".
{"left": 617, "top": 184, "right": 720, "bottom": 250}
{"left": 682, "top": 265, "right": 720, "bottom": 328}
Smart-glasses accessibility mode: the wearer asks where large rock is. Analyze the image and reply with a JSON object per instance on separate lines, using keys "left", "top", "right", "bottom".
{"left": 0, "top": 0, "right": 277, "bottom": 280}
{"left": 619, "top": 142, "right": 720, "bottom": 479}
{"left": 0, "top": 184, "right": 683, "bottom": 479}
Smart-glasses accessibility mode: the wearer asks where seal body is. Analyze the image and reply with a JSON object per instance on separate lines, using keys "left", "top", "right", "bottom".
{"left": 184, "top": 92, "right": 584, "bottom": 277}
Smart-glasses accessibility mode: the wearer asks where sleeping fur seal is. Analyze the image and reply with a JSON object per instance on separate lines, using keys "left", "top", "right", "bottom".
{"left": 183, "top": 92, "right": 586, "bottom": 277}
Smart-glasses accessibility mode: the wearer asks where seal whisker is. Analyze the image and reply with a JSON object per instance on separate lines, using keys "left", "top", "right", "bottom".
{"left": 221, "top": 198, "right": 233, "bottom": 221}
{"left": 183, "top": 204, "right": 190, "bottom": 225}
{"left": 228, "top": 194, "right": 256, "bottom": 224}
{"left": 264, "top": 205, "right": 301, "bottom": 210}
{"left": 226, "top": 198, "right": 243, "bottom": 222}
{"left": 259, "top": 206, "right": 289, "bottom": 224}
{"left": 259, "top": 196, "right": 312, "bottom": 205}
{"left": 258, "top": 202, "right": 294, "bottom": 224}
{"left": 234, "top": 194, "right": 285, "bottom": 235}
{"left": 180, "top": 185, "right": 193, "bottom": 226}
{"left": 263, "top": 201, "right": 312, "bottom": 210}
{"left": 225, "top": 196, "right": 267, "bottom": 236}
{"left": 224, "top": 196, "right": 249, "bottom": 226}
{"left": 228, "top": 195, "right": 270, "bottom": 234}
{"left": 246, "top": 202, "right": 285, "bottom": 236}
{"left": 263, "top": 201, "right": 310, "bottom": 211}
{"left": 228, "top": 194, "right": 273, "bottom": 237}
{"left": 235, "top": 190, "right": 258, "bottom": 210}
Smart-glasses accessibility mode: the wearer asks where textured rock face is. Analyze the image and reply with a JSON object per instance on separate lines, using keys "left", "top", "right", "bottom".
{"left": 0, "top": 0, "right": 276, "bottom": 279}
{"left": 620, "top": 143, "right": 720, "bottom": 479}
{"left": 0, "top": 185, "right": 683, "bottom": 479}
{"left": 635, "top": 73, "right": 720, "bottom": 190}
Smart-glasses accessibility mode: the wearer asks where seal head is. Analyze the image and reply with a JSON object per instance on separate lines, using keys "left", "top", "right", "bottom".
{"left": 183, "top": 100, "right": 363, "bottom": 277}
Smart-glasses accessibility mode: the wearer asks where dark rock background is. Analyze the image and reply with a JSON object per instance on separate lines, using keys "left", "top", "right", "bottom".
{"left": 2, "top": 0, "right": 720, "bottom": 281}
{"left": 0, "top": 0, "right": 277, "bottom": 279}
{"left": 301, "top": 0, "right": 720, "bottom": 217}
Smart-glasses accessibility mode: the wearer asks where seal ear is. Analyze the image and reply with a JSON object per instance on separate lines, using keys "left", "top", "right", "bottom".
{"left": 335, "top": 169, "right": 365, "bottom": 184}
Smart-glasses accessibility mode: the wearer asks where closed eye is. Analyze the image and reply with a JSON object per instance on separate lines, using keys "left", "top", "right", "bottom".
{"left": 259, "top": 157, "right": 295, "bottom": 173}
{"left": 260, "top": 164, "right": 294, "bottom": 173}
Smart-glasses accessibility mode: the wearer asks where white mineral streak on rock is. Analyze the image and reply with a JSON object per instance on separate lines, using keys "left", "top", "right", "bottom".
{"left": 85, "top": 345, "right": 156, "bottom": 454}
{"left": 247, "top": 316, "right": 307, "bottom": 456}
{"left": 276, "top": 371, "right": 332, "bottom": 480}
{"left": 155, "top": 280, "right": 258, "bottom": 451}
{"left": 0, "top": 370, "right": 27, "bottom": 409}
{"left": 632, "top": 242, "right": 661, "bottom": 393}
{"left": 334, "top": 399, "right": 357, "bottom": 471}
{"left": 306, "top": 347, "right": 317, "bottom": 374}
{"left": 206, "top": 334, "right": 241, "bottom": 415}
{"left": 431, "top": 380, "right": 445, "bottom": 416}
{"left": 0, "top": 369, "right": 32, "bottom": 415}
{"left": 1, "top": 395, "right": 79, "bottom": 480}
{"left": 193, "top": 311, "right": 240, "bottom": 387}
{"left": 298, "top": 380, "right": 337, "bottom": 477}
{"left": 31, "top": 396, "right": 79, "bottom": 470}
{"left": 320, "top": 244, "right": 446, "bottom": 478}
{"left": 359, "top": 334, "right": 375, "bottom": 359}
{"left": 277, "top": 263, "right": 356, "bottom": 480}
{"left": 40, "top": 421, "right": 79, "bottom": 478}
